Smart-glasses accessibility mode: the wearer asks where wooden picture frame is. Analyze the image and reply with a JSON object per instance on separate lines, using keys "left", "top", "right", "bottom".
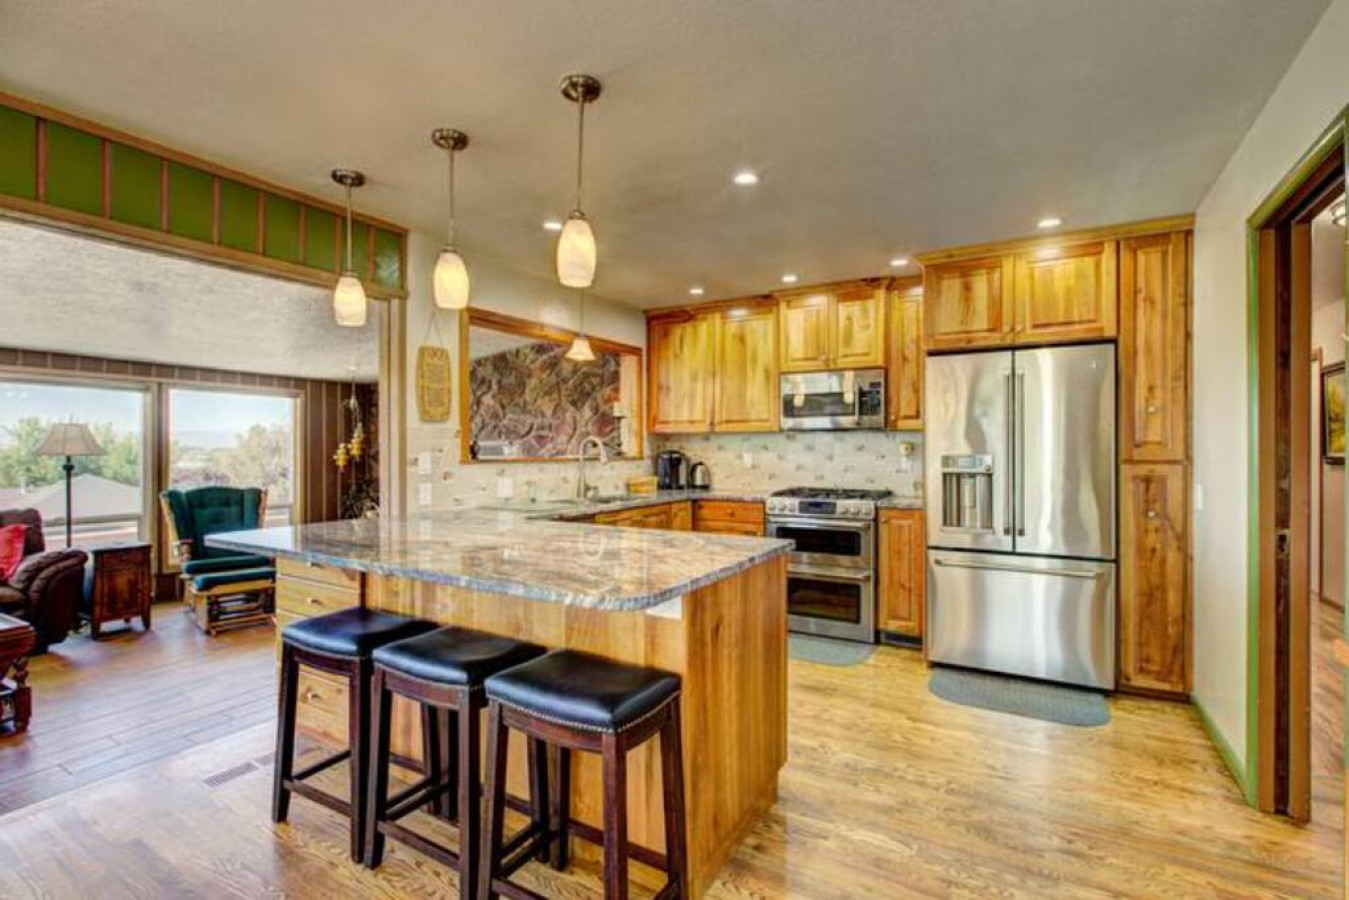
{"left": 1322, "top": 362, "right": 1344, "bottom": 465}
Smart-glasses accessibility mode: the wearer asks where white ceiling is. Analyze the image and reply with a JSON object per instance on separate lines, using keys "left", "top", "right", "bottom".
{"left": 0, "top": 0, "right": 1330, "bottom": 308}
{"left": 0, "top": 220, "right": 379, "bottom": 381}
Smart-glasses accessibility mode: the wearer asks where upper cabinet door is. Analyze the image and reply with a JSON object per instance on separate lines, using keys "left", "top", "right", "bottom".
{"left": 1012, "top": 240, "right": 1118, "bottom": 344}
{"left": 714, "top": 305, "right": 779, "bottom": 432}
{"left": 832, "top": 284, "right": 885, "bottom": 369}
{"left": 648, "top": 313, "right": 715, "bottom": 433}
{"left": 1120, "top": 232, "right": 1188, "bottom": 462}
{"left": 923, "top": 256, "right": 1015, "bottom": 350}
{"left": 778, "top": 291, "right": 833, "bottom": 372}
{"left": 887, "top": 281, "right": 923, "bottom": 430}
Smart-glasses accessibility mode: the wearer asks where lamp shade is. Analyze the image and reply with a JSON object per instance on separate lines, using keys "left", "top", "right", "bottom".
{"left": 565, "top": 334, "right": 596, "bottom": 362}
{"left": 433, "top": 246, "right": 470, "bottom": 309}
{"left": 334, "top": 273, "right": 368, "bottom": 327}
{"left": 36, "top": 422, "right": 104, "bottom": 457}
{"left": 556, "top": 212, "right": 596, "bottom": 288}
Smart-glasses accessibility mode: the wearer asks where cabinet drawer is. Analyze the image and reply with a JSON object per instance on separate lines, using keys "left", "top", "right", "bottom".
{"left": 693, "top": 500, "right": 764, "bottom": 526}
{"left": 296, "top": 670, "right": 348, "bottom": 746}
{"left": 276, "top": 577, "right": 359, "bottom": 618}
{"left": 695, "top": 520, "right": 764, "bottom": 537}
{"left": 277, "top": 558, "right": 363, "bottom": 592}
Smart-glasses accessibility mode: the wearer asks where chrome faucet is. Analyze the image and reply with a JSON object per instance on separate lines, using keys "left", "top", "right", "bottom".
{"left": 576, "top": 435, "right": 609, "bottom": 500}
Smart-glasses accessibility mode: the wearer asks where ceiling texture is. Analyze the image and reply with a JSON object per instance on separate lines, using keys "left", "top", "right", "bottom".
{"left": 0, "top": 0, "right": 1331, "bottom": 309}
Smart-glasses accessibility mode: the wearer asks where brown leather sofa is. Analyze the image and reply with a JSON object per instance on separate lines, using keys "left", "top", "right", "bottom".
{"left": 0, "top": 509, "right": 88, "bottom": 652}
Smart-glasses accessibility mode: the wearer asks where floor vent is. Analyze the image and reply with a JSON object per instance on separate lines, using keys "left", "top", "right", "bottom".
{"left": 253, "top": 752, "right": 276, "bottom": 767}
{"left": 203, "top": 761, "right": 258, "bottom": 789}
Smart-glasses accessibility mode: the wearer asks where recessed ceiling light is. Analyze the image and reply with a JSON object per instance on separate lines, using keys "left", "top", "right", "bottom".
{"left": 733, "top": 170, "right": 760, "bottom": 187}
{"left": 543, "top": 219, "right": 564, "bottom": 232}
{"left": 1037, "top": 216, "right": 1063, "bottom": 230}
{"left": 889, "top": 257, "right": 909, "bottom": 267}
{"left": 781, "top": 273, "right": 798, "bottom": 284}
{"left": 689, "top": 286, "right": 705, "bottom": 296}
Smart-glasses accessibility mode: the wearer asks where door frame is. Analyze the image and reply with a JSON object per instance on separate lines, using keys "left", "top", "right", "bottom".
{"left": 1247, "top": 107, "right": 1348, "bottom": 817}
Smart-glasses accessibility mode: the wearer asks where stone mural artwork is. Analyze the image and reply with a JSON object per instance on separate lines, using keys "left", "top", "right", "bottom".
{"left": 468, "top": 340, "right": 622, "bottom": 460}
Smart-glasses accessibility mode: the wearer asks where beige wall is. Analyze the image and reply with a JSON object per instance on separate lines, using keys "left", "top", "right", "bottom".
{"left": 402, "top": 232, "right": 651, "bottom": 511}
{"left": 1191, "top": 0, "right": 1344, "bottom": 772}
{"left": 1311, "top": 212, "right": 1346, "bottom": 604}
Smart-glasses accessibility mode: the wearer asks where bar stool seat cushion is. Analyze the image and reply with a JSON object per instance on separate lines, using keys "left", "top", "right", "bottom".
{"left": 282, "top": 607, "right": 436, "bottom": 658}
{"left": 484, "top": 649, "right": 680, "bottom": 733}
{"left": 373, "top": 626, "right": 546, "bottom": 686}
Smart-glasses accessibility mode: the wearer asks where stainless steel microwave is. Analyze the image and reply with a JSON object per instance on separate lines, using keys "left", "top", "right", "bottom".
{"left": 779, "top": 369, "right": 886, "bottom": 431}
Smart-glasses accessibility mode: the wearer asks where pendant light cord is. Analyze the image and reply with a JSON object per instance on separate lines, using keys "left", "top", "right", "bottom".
{"left": 344, "top": 183, "right": 354, "bottom": 272}
{"left": 446, "top": 147, "right": 457, "bottom": 247}
{"left": 574, "top": 99, "right": 586, "bottom": 212}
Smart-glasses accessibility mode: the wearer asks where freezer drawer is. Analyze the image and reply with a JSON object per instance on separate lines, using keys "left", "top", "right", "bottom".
{"left": 926, "top": 550, "right": 1116, "bottom": 690}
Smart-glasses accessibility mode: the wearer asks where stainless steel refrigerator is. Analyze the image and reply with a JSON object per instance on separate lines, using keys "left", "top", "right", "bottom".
{"left": 924, "top": 343, "right": 1116, "bottom": 689}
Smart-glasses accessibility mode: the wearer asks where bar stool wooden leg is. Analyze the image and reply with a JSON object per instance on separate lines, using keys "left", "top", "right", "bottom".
{"left": 456, "top": 699, "right": 482, "bottom": 900}
{"left": 527, "top": 737, "right": 550, "bottom": 863}
{"left": 442, "top": 709, "right": 459, "bottom": 824}
{"left": 478, "top": 702, "right": 509, "bottom": 900}
{"left": 272, "top": 643, "right": 299, "bottom": 824}
{"left": 549, "top": 746, "right": 571, "bottom": 871}
{"left": 659, "top": 704, "right": 689, "bottom": 898}
{"left": 348, "top": 657, "right": 373, "bottom": 863}
{"left": 365, "top": 668, "right": 394, "bottom": 868}
{"left": 601, "top": 732, "right": 629, "bottom": 900}
{"left": 421, "top": 705, "right": 446, "bottom": 817}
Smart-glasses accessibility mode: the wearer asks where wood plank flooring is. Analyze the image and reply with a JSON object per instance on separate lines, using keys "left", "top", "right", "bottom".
{"left": 0, "top": 604, "right": 1341, "bottom": 897}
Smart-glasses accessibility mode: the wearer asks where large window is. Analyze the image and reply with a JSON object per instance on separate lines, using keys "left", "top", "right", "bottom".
{"left": 168, "top": 388, "right": 299, "bottom": 527}
{"left": 0, "top": 379, "right": 148, "bottom": 548}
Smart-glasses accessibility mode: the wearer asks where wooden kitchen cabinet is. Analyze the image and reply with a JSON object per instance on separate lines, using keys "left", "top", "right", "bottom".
{"left": 887, "top": 278, "right": 924, "bottom": 430}
{"left": 1120, "top": 232, "right": 1188, "bottom": 462}
{"left": 923, "top": 255, "right": 1015, "bottom": 350}
{"left": 777, "top": 281, "right": 885, "bottom": 372}
{"left": 670, "top": 501, "right": 693, "bottom": 531}
{"left": 1012, "top": 239, "right": 1117, "bottom": 344}
{"left": 693, "top": 500, "right": 765, "bottom": 536}
{"left": 649, "top": 312, "right": 716, "bottom": 433}
{"left": 1119, "top": 462, "right": 1189, "bottom": 695}
{"left": 878, "top": 509, "right": 925, "bottom": 639}
{"left": 714, "top": 304, "right": 779, "bottom": 432}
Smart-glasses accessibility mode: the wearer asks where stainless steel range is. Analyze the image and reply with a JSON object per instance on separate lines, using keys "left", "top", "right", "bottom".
{"left": 766, "top": 487, "right": 892, "bottom": 643}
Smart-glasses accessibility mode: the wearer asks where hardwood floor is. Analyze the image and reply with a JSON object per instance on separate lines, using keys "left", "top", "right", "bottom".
{"left": 1313, "top": 597, "right": 1344, "bottom": 823}
{"left": 0, "top": 608, "right": 1341, "bottom": 897}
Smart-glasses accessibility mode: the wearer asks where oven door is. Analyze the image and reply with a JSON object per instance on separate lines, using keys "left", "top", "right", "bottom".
{"left": 766, "top": 517, "right": 873, "bottom": 570}
{"left": 786, "top": 565, "right": 876, "bottom": 643}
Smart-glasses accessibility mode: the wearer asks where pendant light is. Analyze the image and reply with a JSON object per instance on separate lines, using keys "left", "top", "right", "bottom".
{"left": 565, "top": 290, "right": 596, "bottom": 362}
{"left": 431, "top": 128, "right": 471, "bottom": 309}
{"left": 556, "top": 74, "right": 601, "bottom": 289}
{"left": 331, "top": 168, "right": 368, "bottom": 327}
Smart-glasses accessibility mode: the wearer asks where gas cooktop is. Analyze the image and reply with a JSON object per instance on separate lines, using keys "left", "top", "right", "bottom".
{"left": 766, "top": 486, "right": 893, "bottom": 520}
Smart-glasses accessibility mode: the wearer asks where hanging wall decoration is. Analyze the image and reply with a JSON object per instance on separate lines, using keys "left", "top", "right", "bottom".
{"left": 417, "top": 344, "right": 452, "bottom": 423}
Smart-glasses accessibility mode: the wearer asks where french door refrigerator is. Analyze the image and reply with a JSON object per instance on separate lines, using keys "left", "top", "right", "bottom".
{"left": 924, "top": 343, "right": 1117, "bottom": 689}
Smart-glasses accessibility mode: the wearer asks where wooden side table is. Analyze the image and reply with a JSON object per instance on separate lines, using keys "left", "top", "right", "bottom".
{"left": 0, "top": 613, "right": 35, "bottom": 733}
{"left": 84, "top": 541, "right": 153, "bottom": 639}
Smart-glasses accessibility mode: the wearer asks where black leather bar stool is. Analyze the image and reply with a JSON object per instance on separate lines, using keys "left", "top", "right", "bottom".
{"left": 479, "top": 649, "right": 689, "bottom": 900}
{"left": 273, "top": 607, "right": 437, "bottom": 862}
{"left": 364, "top": 626, "right": 548, "bottom": 899}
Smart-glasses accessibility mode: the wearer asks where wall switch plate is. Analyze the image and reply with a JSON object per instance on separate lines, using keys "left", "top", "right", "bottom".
{"left": 418, "top": 483, "right": 433, "bottom": 506}
{"left": 496, "top": 477, "right": 514, "bottom": 499}
{"left": 418, "top": 452, "right": 433, "bottom": 475}
{"left": 741, "top": 451, "right": 753, "bottom": 469}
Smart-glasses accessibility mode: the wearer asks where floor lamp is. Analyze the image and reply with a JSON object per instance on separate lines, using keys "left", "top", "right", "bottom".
{"left": 36, "top": 422, "right": 105, "bottom": 549}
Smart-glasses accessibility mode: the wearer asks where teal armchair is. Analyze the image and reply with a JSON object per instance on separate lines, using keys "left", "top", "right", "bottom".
{"left": 160, "top": 487, "right": 275, "bottom": 635}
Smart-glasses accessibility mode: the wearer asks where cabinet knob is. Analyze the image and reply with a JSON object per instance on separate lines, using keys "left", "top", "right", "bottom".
{"left": 1146, "top": 404, "right": 1159, "bottom": 414}
{"left": 1146, "top": 509, "right": 1159, "bottom": 520}
{"left": 304, "top": 689, "right": 320, "bottom": 702}
{"left": 306, "top": 596, "right": 322, "bottom": 606}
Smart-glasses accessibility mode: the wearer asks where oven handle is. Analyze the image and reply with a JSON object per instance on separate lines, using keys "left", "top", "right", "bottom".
{"left": 789, "top": 565, "right": 874, "bottom": 582}
{"left": 768, "top": 518, "right": 875, "bottom": 532}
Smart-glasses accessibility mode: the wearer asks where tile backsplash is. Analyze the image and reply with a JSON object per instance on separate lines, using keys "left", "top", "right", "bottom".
{"left": 652, "top": 431, "right": 924, "bottom": 497}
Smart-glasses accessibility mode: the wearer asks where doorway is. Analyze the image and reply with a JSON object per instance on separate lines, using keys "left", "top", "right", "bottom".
{"left": 1251, "top": 128, "right": 1345, "bottom": 822}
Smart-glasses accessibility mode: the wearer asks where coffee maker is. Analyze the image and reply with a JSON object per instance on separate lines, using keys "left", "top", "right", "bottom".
{"left": 655, "top": 450, "right": 688, "bottom": 490}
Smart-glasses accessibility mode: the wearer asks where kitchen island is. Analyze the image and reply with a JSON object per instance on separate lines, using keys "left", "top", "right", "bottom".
{"left": 210, "top": 509, "right": 791, "bottom": 898}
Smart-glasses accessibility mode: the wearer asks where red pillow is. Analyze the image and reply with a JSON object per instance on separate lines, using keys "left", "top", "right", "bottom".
{"left": 0, "top": 524, "right": 26, "bottom": 581}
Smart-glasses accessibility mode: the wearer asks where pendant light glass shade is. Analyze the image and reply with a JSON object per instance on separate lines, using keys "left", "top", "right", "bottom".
{"left": 434, "top": 246, "right": 470, "bottom": 309}
{"left": 557, "top": 212, "right": 597, "bottom": 289}
{"left": 334, "top": 273, "right": 368, "bottom": 327}
{"left": 565, "top": 333, "right": 595, "bottom": 362}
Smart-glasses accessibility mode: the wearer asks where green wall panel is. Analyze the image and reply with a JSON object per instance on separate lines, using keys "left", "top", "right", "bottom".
{"left": 218, "top": 179, "right": 259, "bottom": 252}
{"left": 109, "top": 143, "right": 161, "bottom": 229}
{"left": 167, "top": 162, "right": 214, "bottom": 243}
{"left": 0, "top": 106, "right": 38, "bottom": 200}
{"left": 263, "top": 194, "right": 301, "bottom": 263}
{"left": 44, "top": 122, "right": 103, "bottom": 215}
{"left": 350, "top": 219, "right": 370, "bottom": 278}
{"left": 304, "top": 205, "right": 337, "bottom": 272}
{"left": 373, "top": 228, "right": 402, "bottom": 288}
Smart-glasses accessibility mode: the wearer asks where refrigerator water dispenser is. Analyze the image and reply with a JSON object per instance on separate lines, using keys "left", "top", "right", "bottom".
{"left": 939, "top": 454, "right": 994, "bottom": 532}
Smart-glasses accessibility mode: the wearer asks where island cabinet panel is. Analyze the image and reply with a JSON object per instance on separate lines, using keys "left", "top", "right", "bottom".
{"left": 649, "top": 313, "right": 716, "bottom": 433}
{"left": 777, "top": 290, "right": 833, "bottom": 372}
{"left": 1120, "top": 232, "right": 1189, "bottom": 462}
{"left": 366, "top": 556, "right": 788, "bottom": 899}
{"left": 887, "top": 279, "right": 924, "bottom": 430}
{"left": 694, "top": 500, "right": 765, "bottom": 536}
{"left": 878, "top": 509, "right": 925, "bottom": 638}
{"left": 670, "top": 501, "right": 693, "bottom": 531}
{"left": 714, "top": 305, "right": 779, "bottom": 432}
{"left": 923, "top": 255, "right": 1015, "bottom": 350}
{"left": 1011, "top": 240, "right": 1118, "bottom": 344}
{"left": 1119, "top": 462, "right": 1189, "bottom": 695}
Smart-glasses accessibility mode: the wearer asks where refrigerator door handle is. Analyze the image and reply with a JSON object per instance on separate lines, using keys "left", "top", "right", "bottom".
{"left": 1003, "top": 370, "right": 1014, "bottom": 536}
{"left": 931, "top": 557, "right": 1102, "bottom": 580}
{"left": 1015, "top": 369, "right": 1026, "bottom": 537}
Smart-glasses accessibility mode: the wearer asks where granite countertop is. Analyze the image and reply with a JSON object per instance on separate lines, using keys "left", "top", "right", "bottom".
{"left": 207, "top": 508, "right": 791, "bottom": 613}
{"left": 877, "top": 496, "right": 924, "bottom": 510}
{"left": 538, "top": 489, "right": 770, "bottom": 520}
